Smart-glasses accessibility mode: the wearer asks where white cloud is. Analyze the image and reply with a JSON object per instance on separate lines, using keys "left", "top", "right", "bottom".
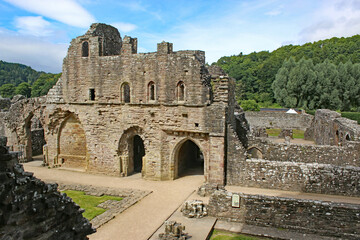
{"left": 299, "top": 0, "right": 360, "bottom": 43}
{"left": 265, "top": 10, "right": 282, "bottom": 16}
{"left": 15, "top": 16, "right": 53, "bottom": 37}
{"left": 111, "top": 22, "right": 137, "bottom": 33}
{"left": 4, "top": 0, "right": 95, "bottom": 28}
{"left": 0, "top": 28, "right": 67, "bottom": 72}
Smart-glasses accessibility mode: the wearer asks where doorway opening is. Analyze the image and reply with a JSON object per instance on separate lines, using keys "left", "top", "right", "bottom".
{"left": 133, "top": 135, "right": 145, "bottom": 173}
{"left": 177, "top": 139, "right": 204, "bottom": 177}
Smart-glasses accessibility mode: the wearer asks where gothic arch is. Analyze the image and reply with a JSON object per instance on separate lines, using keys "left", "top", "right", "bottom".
{"left": 176, "top": 81, "right": 185, "bottom": 102}
{"left": 148, "top": 81, "right": 156, "bottom": 102}
{"left": 117, "top": 126, "right": 146, "bottom": 176}
{"left": 82, "top": 41, "right": 89, "bottom": 57}
{"left": 57, "top": 113, "right": 87, "bottom": 170}
{"left": 247, "top": 146, "right": 263, "bottom": 159}
{"left": 120, "top": 82, "right": 131, "bottom": 103}
{"left": 172, "top": 137, "right": 204, "bottom": 179}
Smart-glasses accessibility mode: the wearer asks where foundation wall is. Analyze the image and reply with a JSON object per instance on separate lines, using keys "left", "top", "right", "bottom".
{"left": 245, "top": 111, "right": 313, "bottom": 131}
{"left": 208, "top": 190, "right": 360, "bottom": 240}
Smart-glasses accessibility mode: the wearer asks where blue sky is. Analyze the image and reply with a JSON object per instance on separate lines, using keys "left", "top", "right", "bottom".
{"left": 0, "top": 0, "right": 359, "bottom": 73}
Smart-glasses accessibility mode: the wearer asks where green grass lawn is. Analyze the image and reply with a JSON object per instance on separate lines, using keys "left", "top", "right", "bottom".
{"left": 265, "top": 128, "right": 281, "bottom": 137}
{"left": 62, "top": 190, "right": 123, "bottom": 220}
{"left": 210, "top": 230, "right": 269, "bottom": 240}
{"left": 292, "top": 129, "right": 304, "bottom": 139}
{"left": 265, "top": 128, "right": 304, "bottom": 139}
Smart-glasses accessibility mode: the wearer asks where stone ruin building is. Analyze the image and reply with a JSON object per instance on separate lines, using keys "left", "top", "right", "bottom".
{"left": 0, "top": 23, "right": 359, "bottom": 239}
{"left": 1, "top": 23, "right": 236, "bottom": 185}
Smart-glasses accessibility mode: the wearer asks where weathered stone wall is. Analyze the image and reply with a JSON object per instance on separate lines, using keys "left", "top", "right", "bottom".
{"left": 306, "top": 109, "right": 360, "bottom": 145}
{"left": 248, "top": 137, "right": 360, "bottom": 166}
{"left": 0, "top": 97, "right": 11, "bottom": 111}
{"left": 208, "top": 190, "right": 360, "bottom": 240}
{"left": 227, "top": 136, "right": 360, "bottom": 196}
{"left": 3, "top": 97, "right": 46, "bottom": 161}
{"left": 0, "top": 140, "right": 94, "bottom": 239}
{"left": 0, "top": 112, "right": 6, "bottom": 136}
{"left": 41, "top": 23, "right": 232, "bottom": 184}
{"left": 231, "top": 158, "right": 360, "bottom": 196}
{"left": 31, "top": 129, "right": 45, "bottom": 155}
{"left": 245, "top": 111, "right": 313, "bottom": 131}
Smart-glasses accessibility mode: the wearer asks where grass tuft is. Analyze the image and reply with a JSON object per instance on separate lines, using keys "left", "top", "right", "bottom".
{"left": 210, "top": 229, "right": 270, "bottom": 240}
{"left": 62, "top": 190, "right": 123, "bottom": 220}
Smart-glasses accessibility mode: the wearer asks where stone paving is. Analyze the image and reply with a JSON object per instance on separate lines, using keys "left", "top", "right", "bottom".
{"left": 23, "top": 160, "right": 205, "bottom": 240}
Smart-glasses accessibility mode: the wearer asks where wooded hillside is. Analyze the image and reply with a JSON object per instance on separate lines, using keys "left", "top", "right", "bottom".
{"left": 0, "top": 60, "right": 60, "bottom": 98}
{"left": 215, "top": 35, "right": 360, "bottom": 110}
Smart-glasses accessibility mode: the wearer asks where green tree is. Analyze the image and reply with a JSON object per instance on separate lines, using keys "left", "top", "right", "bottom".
{"left": 31, "top": 73, "right": 61, "bottom": 97}
{"left": 15, "top": 82, "right": 31, "bottom": 97}
{"left": 215, "top": 34, "right": 360, "bottom": 107}
{"left": 272, "top": 57, "right": 297, "bottom": 107}
{"left": 240, "top": 99, "right": 260, "bottom": 111}
{"left": 314, "top": 59, "right": 341, "bottom": 110}
{"left": 0, "top": 83, "right": 15, "bottom": 98}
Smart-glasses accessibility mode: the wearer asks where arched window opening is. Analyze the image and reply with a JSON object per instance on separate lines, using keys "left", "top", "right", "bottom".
{"left": 247, "top": 147, "right": 263, "bottom": 159}
{"left": 148, "top": 82, "right": 155, "bottom": 101}
{"left": 345, "top": 134, "right": 351, "bottom": 141}
{"left": 122, "top": 83, "right": 130, "bottom": 103}
{"left": 82, "top": 41, "right": 89, "bottom": 57}
{"left": 177, "top": 81, "right": 185, "bottom": 102}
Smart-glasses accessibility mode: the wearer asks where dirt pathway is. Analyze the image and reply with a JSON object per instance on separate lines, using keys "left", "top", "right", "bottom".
{"left": 24, "top": 161, "right": 205, "bottom": 240}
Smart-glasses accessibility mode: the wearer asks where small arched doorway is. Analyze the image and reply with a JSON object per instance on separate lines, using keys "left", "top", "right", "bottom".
{"left": 133, "top": 135, "right": 145, "bottom": 173}
{"left": 176, "top": 139, "right": 204, "bottom": 177}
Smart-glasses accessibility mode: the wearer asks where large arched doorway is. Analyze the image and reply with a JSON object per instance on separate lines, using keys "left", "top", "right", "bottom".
{"left": 133, "top": 135, "right": 145, "bottom": 173}
{"left": 177, "top": 139, "right": 204, "bottom": 177}
{"left": 22, "top": 114, "right": 46, "bottom": 162}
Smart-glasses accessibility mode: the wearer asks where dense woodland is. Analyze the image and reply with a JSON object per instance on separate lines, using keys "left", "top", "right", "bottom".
{"left": 215, "top": 35, "right": 360, "bottom": 111}
{"left": 0, "top": 60, "right": 61, "bottom": 98}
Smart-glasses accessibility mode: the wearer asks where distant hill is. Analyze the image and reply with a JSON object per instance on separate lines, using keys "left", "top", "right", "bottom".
{"left": 0, "top": 60, "right": 43, "bottom": 86}
{"left": 214, "top": 35, "right": 360, "bottom": 109}
{"left": 0, "top": 60, "right": 60, "bottom": 98}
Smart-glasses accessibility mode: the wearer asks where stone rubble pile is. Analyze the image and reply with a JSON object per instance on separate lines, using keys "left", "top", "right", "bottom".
{"left": 0, "top": 138, "right": 95, "bottom": 240}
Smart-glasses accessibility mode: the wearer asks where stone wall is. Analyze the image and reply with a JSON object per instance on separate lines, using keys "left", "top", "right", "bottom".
{"left": 31, "top": 129, "right": 45, "bottom": 156}
{"left": 208, "top": 190, "right": 360, "bottom": 240}
{"left": 0, "top": 97, "right": 11, "bottom": 111}
{"left": 40, "top": 23, "right": 232, "bottom": 185}
{"left": 245, "top": 111, "right": 313, "bottom": 131}
{"left": 0, "top": 140, "right": 94, "bottom": 239}
{"left": 248, "top": 137, "right": 360, "bottom": 166}
{"left": 306, "top": 109, "right": 360, "bottom": 145}
{"left": 227, "top": 137, "right": 360, "bottom": 196}
{"left": 231, "top": 158, "right": 360, "bottom": 196}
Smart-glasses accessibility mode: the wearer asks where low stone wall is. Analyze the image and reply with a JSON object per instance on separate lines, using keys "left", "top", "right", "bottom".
{"left": 245, "top": 111, "right": 313, "bottom": 131}
{"left": 0, "top": 142, "right": 95, "bottom": 239}
{"left": 208, "top": 190, "right": 360, "bottom": 240}
{"left": 248, "top": 138, "right": 360, "bottom": 167}
{"left": 227, "top": 138, "right": 360, "bottom": 196}
{"left": 229, "top": 158, "right": 360, "bottom": 196}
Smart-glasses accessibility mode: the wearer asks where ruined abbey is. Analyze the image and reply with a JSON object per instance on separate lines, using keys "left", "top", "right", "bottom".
{"left": 0, "top": 23, "right": 359, "bottom": 239}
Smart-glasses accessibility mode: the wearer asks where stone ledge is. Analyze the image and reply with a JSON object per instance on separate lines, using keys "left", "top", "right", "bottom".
{"left": 56, "top": 182, "right": 152, "bottom": 228}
